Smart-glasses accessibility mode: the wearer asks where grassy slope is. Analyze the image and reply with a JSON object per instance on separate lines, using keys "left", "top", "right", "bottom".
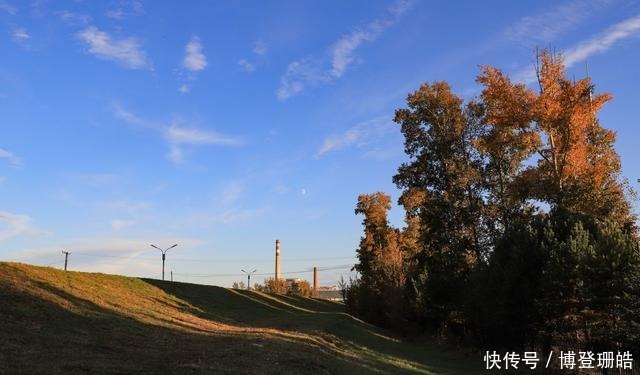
{"left": 0, "top": 262, "right": 483, "bottom": 374}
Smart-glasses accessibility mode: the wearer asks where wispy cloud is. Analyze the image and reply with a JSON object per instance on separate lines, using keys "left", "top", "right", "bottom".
{"left": 217, "top": 181, "right": 244, "bottom": 207}
{"left": 0, "top": 211, "right": 45, "bottom": 241}
{"left": 13, "top": 236, "right": 204, "bottom": 277}
{"left": 504, "top": 0, "right": 613, "bottom": 47}
{"left": 98, "top": 199, "right": 151, "bottom": 215}
{"left": 237, "top": 41, "right": 266, "bottom": 74}
{"left": 514, "top": 14, "right": 640, "bottom": 84}
{"left": 112, "top": 103, "right": 155, "bottom": 128}
{"left": 178, "top": 36, "right": 207, "bottom": 92}
{"left": 181, "top": 207, "right": 267, "bottom": 226}
{"left": 183, "top": 36, "right": 207, "bottom": 71}
{"left": 112, "top": 104, "right": 242, "bottom": 164}
{"left": 57, "top": 10, "right": 92, "bottom": 26}
{"left": 77, "top": 26, "right": 149, "bottom": 69}
{"left": 166, "top": 124, "right": 241, "bottom": 163}
{"left": 315, "top": 117, "right": 394, "bottom": 157}
{"left": 106, "top": 0, "right": 144, "bottom": 20}
{"left": 252, "top": 40, "right": 267, "bottom": 55}
{"left": 276, "top": 59, "right": 325, "bottom": 101}
{"left": 0, "top": 148, "right": 22, "bottom": 168}
{"left": 12, "top": 27, "right": 29, "bottom": 43}
{"left": 73, "top": 172, "right": 120, "bottom": 187}
{"left": 165, "top": 126, "right": 241, "bottom": 146}
{"left": 98, "top": 199, "right": 148, "bottom": 232}
{"left": 564, "top": 14, "right": 640, "bottom": 67}
{"left": 111, "top": 219, "right": 136, "bottom": 231}
{"left": 237, "top": 59, "right": 256, "bottom": 72}
{"left": 277, "top": 0, "right": 411, "bottom": 101}
{"left": 167, "top": 145, "right": 184, "bottom": 163}
{"left": 0, "top": 1, "right": 17, "bottom": 15}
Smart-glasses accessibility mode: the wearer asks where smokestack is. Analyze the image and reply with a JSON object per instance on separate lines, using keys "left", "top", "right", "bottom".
{"left": 275, "top": 239, "right": 281, "bottom": 281}
{"left": 313, "top": 266, "right": 318, "bottom": 298}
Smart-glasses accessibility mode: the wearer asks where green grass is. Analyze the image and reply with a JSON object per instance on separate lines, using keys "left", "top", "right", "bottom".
{"left": 0, "top": 262, "right": 484, "bottom": 374}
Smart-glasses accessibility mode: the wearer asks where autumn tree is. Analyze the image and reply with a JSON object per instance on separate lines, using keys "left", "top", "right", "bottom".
{"left": 475, "top": 66, "right": 538, "bottom": 235}
{"left": 349, "top": 49, "right": 639, "bottom": 353}
{"left": 478, "top": 50, "right": 634, "bottom": 227}
{"left": 393, "top": 82, "right": 485, "bottom": 330}
{"left": 263, "top": 277, "right": 287, "bottom": 294}
{"left": 232, "top": 281, "right": 246, "bottom": 289}
{"left": 288, "top": 280, "right": 312, "bottom": 297}
{"left": 349, "top": 192, "right": 405, "bottom": 326}
{"left": 471, "top": 51, "right": 639, "bottom": 352}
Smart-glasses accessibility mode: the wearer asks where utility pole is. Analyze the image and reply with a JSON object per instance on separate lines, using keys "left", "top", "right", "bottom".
{"left": 62, "top": 251, "right": 70, "bottom": 271}
{"left": 171, "top": 271, "right": 173, "bottom": 282}
{"left": 275, "top": 239, "right": 281, "bottom": 281}
{"left": 150, "top": 244, "right": 178, "bottom": 281}
{"left": 242, "top": 269, "right": 257, "bottom": 290}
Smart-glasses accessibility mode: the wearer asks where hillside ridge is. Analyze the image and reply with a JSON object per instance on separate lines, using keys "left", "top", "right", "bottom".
{"left": 0, "top": 262, "right": 479, "bottom": 374}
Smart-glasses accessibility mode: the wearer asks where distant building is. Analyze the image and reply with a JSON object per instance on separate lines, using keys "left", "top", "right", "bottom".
{"left": 285, "top": 278, "right": 303, "bottom": 290}
{"left": 316, "top": 285, "right": 343, "bottom": 301}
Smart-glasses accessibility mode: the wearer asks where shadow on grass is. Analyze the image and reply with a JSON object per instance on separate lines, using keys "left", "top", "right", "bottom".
{"left": 0, "top": 263, "right": 483, "bottom": 374}
{"left": 143, "top": 279, "right": 482, "bottom": 375}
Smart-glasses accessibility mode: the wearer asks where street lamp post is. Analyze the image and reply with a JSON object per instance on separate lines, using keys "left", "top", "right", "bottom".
{"left": 241, "top": 269, "right": 257, "bottom": 290}
{"left": 151, "top": 244, "right": 177, "bottom": 281}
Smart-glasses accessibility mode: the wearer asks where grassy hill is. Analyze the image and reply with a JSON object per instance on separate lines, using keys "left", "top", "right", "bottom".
{"left": 0, "top": 262, "right": 483, "bottom": 374}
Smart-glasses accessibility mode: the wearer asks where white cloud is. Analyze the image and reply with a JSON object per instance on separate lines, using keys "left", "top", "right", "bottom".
{"left": 178, "top": 84, "right": 190, "bottom": 94}
{"left": 0, "top": 148, "right": 22, "bottom": 168}
{"left": 361, "top": 147, "right": 398, "bottom": 161}
{"left": 97, "top": 199, "right": 151, "bottom": 215}
{"left": 111, "top": 219, "right": 136, "bottom": 231}
{"left": 112, "top": 102, "right": 157, "bottom": 129}
{"left": 317, "top": 129, "right": 361, "bottom": 156}
{"left": 77, "top": 26, "right": 149, "bottom": 69}
{"left": 183, "top": 36, "right": 207, "bottom": 71}
{"left": 237, "top": 58, "right": 255, "bottom": 72}
{"left": 12, "top": 27, "right": 29, "bottom": 42}
{"left": 0, "top": 176, "right": 6, "bottom": 185}
{"left": 315, "top": 117, "right": 393, "bottom": 157}
{"left": 563, "top": 14, "right": 640, "bottom": 67}
{"left": 113, "top": 105, "right": 242, "bottom": 164}
{"left": 276, "top": 59, "right": 325, "bottom": 101}
{"left": 181, "top": 207, "right": 267, "bottom": 226}
{"left": 276, "top": 0, "right": 411, "bottom": 100}
{"left": 0, "top": 211, "right": 44, "bottom": 241}
{"left": 57, "top": 10, "right": 92, "bottom": 25}
{"left": 106, "top": 0, "right": 144, "bottom": 20}
{"left": 165, "top": 125, "right": 241, "bottom": 146}
{"left": 330, "top": 7, "right": 408, "bottom": 79}
{"left": 504, "top": 0, "right": 612, "bottom": 47}
{"left": 514, "top": 14, "right": 640, "bottom": 84}
{"left": 74, "top": 173, "right": 120, "bottom": 187}
{"left": 13, "top": 236, "right": 204, "bottom": 277}
{"left": 167, "top": 144, "right": 184, "bottom": 163}
{"left": 252, "top": 40, "right": 267, "bottom": 55}
{"left": 106, "top": 8, "right": 126, "bottom": 20}
{"left": 0, "top": 1, "right": 16, "bottom": 15}
{"left": 216, "top": 181, "right": 244, "bottom": 207}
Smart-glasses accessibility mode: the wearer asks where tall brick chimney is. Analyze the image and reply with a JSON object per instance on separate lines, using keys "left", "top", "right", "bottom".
{"left": 313, "top": 266, "right": 318, "bottom": 298}
{"left": 275, "top": 239, "right": 281, "bottom": 281}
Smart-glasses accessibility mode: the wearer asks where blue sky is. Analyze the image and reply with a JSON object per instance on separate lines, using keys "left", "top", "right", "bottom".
{"left": 1, "top": 0, "right": 640, "bottom": 287}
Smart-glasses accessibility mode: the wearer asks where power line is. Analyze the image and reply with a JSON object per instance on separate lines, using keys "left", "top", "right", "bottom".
{"left": 173, "top": 264, "right": 353, "bottom": 278}
{"left": 63, "top": 253, "right": 357, "bottom": 263}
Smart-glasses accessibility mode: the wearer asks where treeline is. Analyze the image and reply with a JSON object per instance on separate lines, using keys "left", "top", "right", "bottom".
{"left": 346, "top": 50, "right": 640, "bottom": 353}
{"left": 243, "top": 277, "right": 313, "bottom": 297}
